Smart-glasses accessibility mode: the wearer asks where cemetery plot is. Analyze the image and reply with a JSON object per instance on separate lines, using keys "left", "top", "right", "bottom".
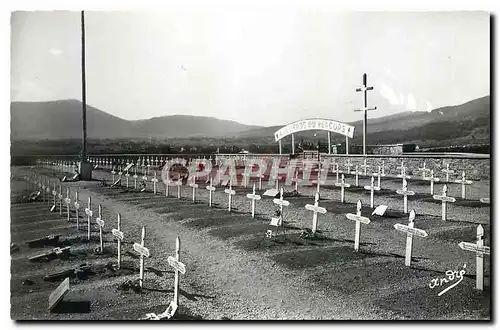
{"left": 11, "top": 165, "right": 491, "bottom": 320}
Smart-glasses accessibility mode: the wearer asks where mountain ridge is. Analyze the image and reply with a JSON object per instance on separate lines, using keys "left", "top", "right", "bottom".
{"left": 11, "top": 96, "right": 490, "bottom": 141}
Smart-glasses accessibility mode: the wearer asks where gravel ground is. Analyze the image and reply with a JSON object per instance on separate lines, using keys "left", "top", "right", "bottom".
{"left": 10, "top": 164, "right": 491, "bottom": 320}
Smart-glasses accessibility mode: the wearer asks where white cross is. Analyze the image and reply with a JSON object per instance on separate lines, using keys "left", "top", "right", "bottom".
{"left": 396, "top": 179, "right": 415, "bottom": 214}
{"left": 364, "top": 176, "right": 381, "bottom": 208}
{"left": 246, "top": 184, "right": 261, "bottom": 218}
{"left": 206, "top": 177, "right": 216, "bottom": 207}
{"left": 173, "top": 176, "right": 182, "bottom": 199}
{"left": 74, "top": 191, "right": 80, "bottom": 230}
{"left": 346, "top": 200, "right": 371, "bottom": 251}
{"left": 380, "top": 160, "right": 387, "bottom": 177}
{"left": 397, "top": 166, "right": 411, "bottom": 181}
{"left": 334, "top": 163, "right": 340, "bottom": 184}
{"left": 372, "top": 165, "right": 382, "bottom": 189}
{"left": 151, "top": 172, "right": 159, "bottom": 194}
{"left": 353, "top": 165, "right": 362, "bottom": 186}
{"left": 111, "top": 166, "right": 116, "bottom": 183}
{"left": 335, "top": 174, "right": 351, "bottom": 203}
{"left": 224, "top": 182, "right": 236, "bottom": 212}
{"left": 133, "top": 226, "right": 150, "bottom": 288}
{"left": 454, "top": 171, "right": 473, "bottom": 199}
{"left": 273, "top": 188, "right": 290, "bottom": 223}
{"left": 346, "top": 158, "right": 352, "bottom": 174}
{"left": 84, "top": 196, "right": 93, "bottom": 240}
{"left": 433, "top": 184, "right": 456, "bottom": 221}
{"left": 394, "top": 210, "right": 428, "bottom": 267}
{"left": 133, "top": 166, "right": 139, "bottom": 190}
{"left": 458, "top": 224, "right": 490, "bottom": 291}
{"left": 189, "top": 177, "right": 198, "bottom": 202}
{"left": 442, "top": 163, "right": 455, "bottom": 182}
{"left": 95, "top": 204, "right": 105, "bottom": 253}
{"left": 311, "top": 178, "right": 325, "bottom": 196}
{"left": 125, "top": 164, "right": 130, "bottom": 188}
{"left": 396, "top": 160, "right": 406, "bottom": 177}
{"left": 164, "top": 236, "right": 186, "bottom": 319}
{"left": 360, "top": 158, "right": 369, "bottom": 176}
{"left": 51, "top": 182, "right": 57, "bottom": 212}
{"left": 425, "top": 169, "right": 440, "bottom": 195}
{"left": 292, "top": 169, "right": 300, "bottom": 193}
{"left": 58, "top": 185, "right": 63, "bottom": 217}
{"left": 418, "top": 162, "right": 430, "bottom": 180}
{"left": 64, "top": 187, "right": 71, "bottom": 222}
{"left": 242, "top": 172, "right": 251, "bottom": 188}
{"left": 305, "top": 192, "right": 327, "bottom": 234}
{"left": 112, "top": 213, "right": 124, "bottom": 269}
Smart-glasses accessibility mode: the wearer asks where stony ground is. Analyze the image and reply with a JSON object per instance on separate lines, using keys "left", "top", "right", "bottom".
{"left": 10, "top": 164, "right": 491, "bottom": 320}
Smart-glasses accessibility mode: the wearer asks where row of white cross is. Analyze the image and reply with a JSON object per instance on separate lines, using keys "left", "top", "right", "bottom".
{"left": 40, "top": 157, "right": 477, "bottom": 186}
{"left": 22, "top": 169, "right": 490, "bottom": 298}
{"left": 22, "top": 172, "right": 187, "bottom": 320}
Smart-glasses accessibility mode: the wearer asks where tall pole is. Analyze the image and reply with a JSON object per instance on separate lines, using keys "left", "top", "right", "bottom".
{"left": 81, "top": 11, "right": 87, "bottom": 161}
{"left": 354, "top": 73, "right": 377, "bottom": 155}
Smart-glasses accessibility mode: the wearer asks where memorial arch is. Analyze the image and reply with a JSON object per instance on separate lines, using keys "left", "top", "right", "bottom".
{"left": 274, "top": 118, "right": 355, "bottom": 155}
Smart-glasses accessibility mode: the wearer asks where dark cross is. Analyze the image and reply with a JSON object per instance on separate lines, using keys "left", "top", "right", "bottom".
{"left": 354, "top": 73, "right": 377, "bottom": 155}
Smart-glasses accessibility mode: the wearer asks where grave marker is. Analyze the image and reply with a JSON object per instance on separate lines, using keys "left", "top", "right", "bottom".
{"left": 396, "top": 160, "right": 406, "bottom": 177}
{"left": 224, "top": 182, "right": 236, "bottom": 212}
{"left": 418, "top": 162, "right": 430, "bottom": 180}
{"left": 273, "top": 188, "right": 290, "bottom": 223}
{"left": 397, "top": 167, "right": 411, "bottom": 181}
{"left": 206, "top": 177, "right": 216, "bottom": 207}
{"left": 360, "top": 158, "right": 369, "bottom": 176}
{"left": 151, "top": 171, "right": 159, "bottom": 194}
{"left": 246, "top": 184, "right": 261, "bottom": 218}
{"left": 188, "top": 177, "right": 198, "bottom": 202}
{"left": 112, "top": 213, "right": 124, "bottom": 269}
{"left": 372, "top": 166, "right": 382, "bottom": 189}
{"left": 48, "top": 277, "right": 70, "bottom": 312}
{"left": 426, "top": 169, "right": 440, "bottom": 195}
{"left": 305, "top": 192, "right": 327, "bottom": 234}
{"left": 29, "top": 246, "right": 71, "bottom": 262}
{"left": 85, "top": 196, "right": 92, "bottom": 240}
{"left": 442, "top": 163, "right": 455, "bottom": 182}
{"left": 458, "top": 225, "right": 490, "bottom": 291}
{"left": 394, "top": 210, "right": 428, "bottom": 267}
{"left": 133, "top": 226, "right": 150, "bottom": 288}
{"left": 74, "top": 191, "right": 80, "bottom": 230}
{"left": 396, "top": 179, "right": 415, "bottom": 214}
{"left": 133, "top": 166, "right": 139, "bottom": 190}
{"left": 334, "top": 163, "right": 340, "bottom": 184}
{"left": 64, "top": 187, "right": 71, "bottom": 222}
{"left": 176, "top": 177, "right": 182, "bottom": 199}
{"left": 58, "top": 185, "right": 63, "bottom": 216}
{"left": 95, "top": 204, "right": 105, "bottom": 253}
{"left": 364, "top": 176, "right": 381, "bottom": 208}
{"left": 51, "top": 182, "right": 57, "bottom": 212}
{"left": 454, "top": 171, "right": 473, "bottom": 199}
{"left": 433, "top": 185, "right": 456, "bottom": 221}
{"left": 346, "top": 200, "right": 371, "bottom": 251}
{"left": 166, "top": 236, "right": 186, "bottom": 318}
{"left": 335, "top": 174, "right": 351, "bottom": 203}
{"left": 345, "top": 158, "right": 352, "bottom": 174}
{"left": 353, "top": 165, "right": 362, "bottom": 186}
{"left": 125, "top": 167, "right": 130, "bottom": 188}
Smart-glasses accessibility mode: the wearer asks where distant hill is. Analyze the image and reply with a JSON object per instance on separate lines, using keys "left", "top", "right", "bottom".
{"left": 10, "top": 100, "right": 261, "bottom": 139}
{"left": 238, "top": 96, "right": 490, "bottom": 141}
{"left": 11, "top": 96, "right": 489, "bottom": 147}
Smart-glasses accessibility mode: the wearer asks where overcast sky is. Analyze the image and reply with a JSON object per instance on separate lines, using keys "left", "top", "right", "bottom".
{"left": 11, "top": 10, "right": 489, "bottom": 127}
